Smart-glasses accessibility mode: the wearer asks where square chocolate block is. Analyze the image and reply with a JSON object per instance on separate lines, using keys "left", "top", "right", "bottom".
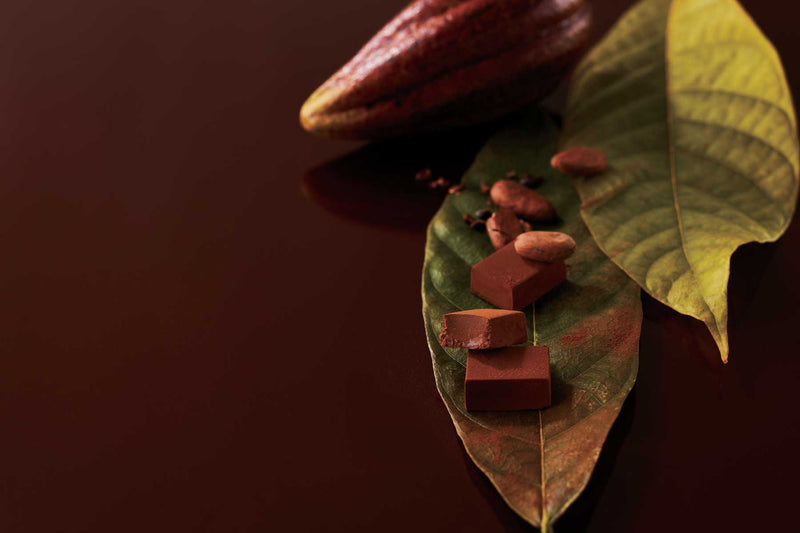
{"left": 439, "top": 309, "right": 527, "bottom": 349}
{"left": 465, "top": 345, "right": 551, "bottom": 411}
{"left": 470, "top": 242, "right": 566, "bottom": 310}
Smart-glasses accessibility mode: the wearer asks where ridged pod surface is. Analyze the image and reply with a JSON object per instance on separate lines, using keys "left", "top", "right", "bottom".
{"left": 300, "top": 0, "right": 592, "bottom": 139}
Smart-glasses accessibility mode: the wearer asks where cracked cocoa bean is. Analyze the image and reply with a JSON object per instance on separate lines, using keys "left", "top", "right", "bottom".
{"left": 486, "top": 207, "right": 524, "bottom": 250}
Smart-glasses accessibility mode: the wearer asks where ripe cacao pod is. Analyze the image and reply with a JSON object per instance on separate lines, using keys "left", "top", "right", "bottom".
{"left": 300, "top": 0, "right": 592, "bottom": 139}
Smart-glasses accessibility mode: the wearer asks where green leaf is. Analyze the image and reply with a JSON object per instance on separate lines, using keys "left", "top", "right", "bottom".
{"left": 421, "top": 110, "right": 642, "bottom": 531}
{"left": 561, "top": 0, "right": 799, "bottom": 362}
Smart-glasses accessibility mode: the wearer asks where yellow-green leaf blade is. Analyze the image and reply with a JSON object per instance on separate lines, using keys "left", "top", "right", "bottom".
{"left": 562, "top": 0, "right": 799, "bottom": 362}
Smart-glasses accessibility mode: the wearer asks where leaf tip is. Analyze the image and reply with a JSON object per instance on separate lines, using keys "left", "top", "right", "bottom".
{"left": 714, "top": 330, "right": 730, "bottom": 364}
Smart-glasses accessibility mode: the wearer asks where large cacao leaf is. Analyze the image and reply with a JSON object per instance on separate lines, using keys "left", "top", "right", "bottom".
{"left": 561, "top": 0, "right": 799, "bottom": 362}
{"left": 421, "top": 110, "right": 641, "bottom": 531}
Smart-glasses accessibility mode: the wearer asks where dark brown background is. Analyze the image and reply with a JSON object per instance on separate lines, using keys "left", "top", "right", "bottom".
{"left": 0, "top": 0, "right": 797, "bottom": 531}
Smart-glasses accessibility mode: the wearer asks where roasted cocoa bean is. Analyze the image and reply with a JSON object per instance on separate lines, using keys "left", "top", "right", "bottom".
{"left": 490, "top": 179, "right": 555, "bottom": 220}
{"left": 514, "top": 231, "right": 576, "bottom": 262}
{"left": 551, "top": 147, "right": 607, "bottom": 176}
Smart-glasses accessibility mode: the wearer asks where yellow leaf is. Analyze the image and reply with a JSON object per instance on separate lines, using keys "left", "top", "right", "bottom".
{"left": 562, "top": 0, "right": 799, "bottom": 362}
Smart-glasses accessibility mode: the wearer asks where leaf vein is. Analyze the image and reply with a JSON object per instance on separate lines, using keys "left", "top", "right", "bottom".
{"left": 672, "top": 86, "right": 795, "bottom": 130}
{"left": 674, "top": 115, "right": 797, "bottom": 176}
{"left": 673, "top": 144, "right": 790, "bottom": 218}
{"left": 567, "top": 61, "right": 662, "bottom": 121}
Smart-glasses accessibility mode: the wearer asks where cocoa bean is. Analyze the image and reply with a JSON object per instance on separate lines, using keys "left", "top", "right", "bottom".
{"left": 551, "top": 147, "right": 607, "bottom": 176}
{"left": 490, "top": 179, "right": 555, "bottom": 220}
{"left": 486, "top": 207, "right": 523, "bottom": 249}
{"left": 514, "top": 231, "right": 576, "bottom": 262}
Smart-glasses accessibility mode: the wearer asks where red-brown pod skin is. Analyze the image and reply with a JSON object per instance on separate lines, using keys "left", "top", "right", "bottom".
{"left": 301, "top": 0, "right": 592, "bottom": 139}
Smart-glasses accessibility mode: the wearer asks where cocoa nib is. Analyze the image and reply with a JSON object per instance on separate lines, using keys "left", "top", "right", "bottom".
{"left": 428, "top": 177, "right": 450, "bottom": 189}
{"left": 415, "top": 168, "right": 433, "bottom": 182}
{"left": 519, "top": 174, "right": 544, "bottom": 188}
{"left": 471, "top": 220, "right": 486, "bottom": 232}
{"left": 475, "top": 209, "right": 492, "bottom": 221}
{"left": 464, "top": 213, "right": 486, "bottom": 232}
{"left": 506, "top": 172, "right": 543, "bottom": 188}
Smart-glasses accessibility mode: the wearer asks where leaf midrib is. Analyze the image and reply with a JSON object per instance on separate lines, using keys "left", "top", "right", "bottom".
{"left": 664, "top": 0, "right": 722, "bottom": 345}
{"left": 538, "top": 409, "right": 548, "bottom": 530}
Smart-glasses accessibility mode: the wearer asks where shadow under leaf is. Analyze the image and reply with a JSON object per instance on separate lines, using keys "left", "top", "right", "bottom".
{"left": 302, "top": 122, "right": 505, "bottom": 231}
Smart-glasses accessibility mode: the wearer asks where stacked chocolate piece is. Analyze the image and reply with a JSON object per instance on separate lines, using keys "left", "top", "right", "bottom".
{"left": 439, "top": 228, "right": 576, "bottom": 411}
{"left": 439, "top": 309, "right": 550, "bottom": 411}
{"left": 471, "top": 242, "right": 567, "bottom": 310}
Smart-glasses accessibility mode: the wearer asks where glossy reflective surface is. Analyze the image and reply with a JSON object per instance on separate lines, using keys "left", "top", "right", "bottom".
{"left": 0, "top": 1, "right": 798, "bottom": 531}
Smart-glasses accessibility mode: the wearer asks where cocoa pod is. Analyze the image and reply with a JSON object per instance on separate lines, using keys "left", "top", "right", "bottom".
{"left": 487, "top": 207, "right": 523, "bottom": 249}
{"left": 551, "top": 147, "right": 607, "bottom": 176}
{"left": 514, "top": 231, "right": 576, "bottom": 262}
{"left": 490, "top": 179, "right": 555, "bottom": 220}
{"left": 300, "top": 0, "right": 592, "bottom": 139}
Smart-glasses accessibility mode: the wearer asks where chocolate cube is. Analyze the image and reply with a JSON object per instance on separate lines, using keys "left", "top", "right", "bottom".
{"left": 470, "top": 243, "right": 566, "bottom": 310}
{"left": 465, "top": 345, "right": 551, "bottom": 411}
{"left": 439, "top": 309, "right": 527, "bottom": 349}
